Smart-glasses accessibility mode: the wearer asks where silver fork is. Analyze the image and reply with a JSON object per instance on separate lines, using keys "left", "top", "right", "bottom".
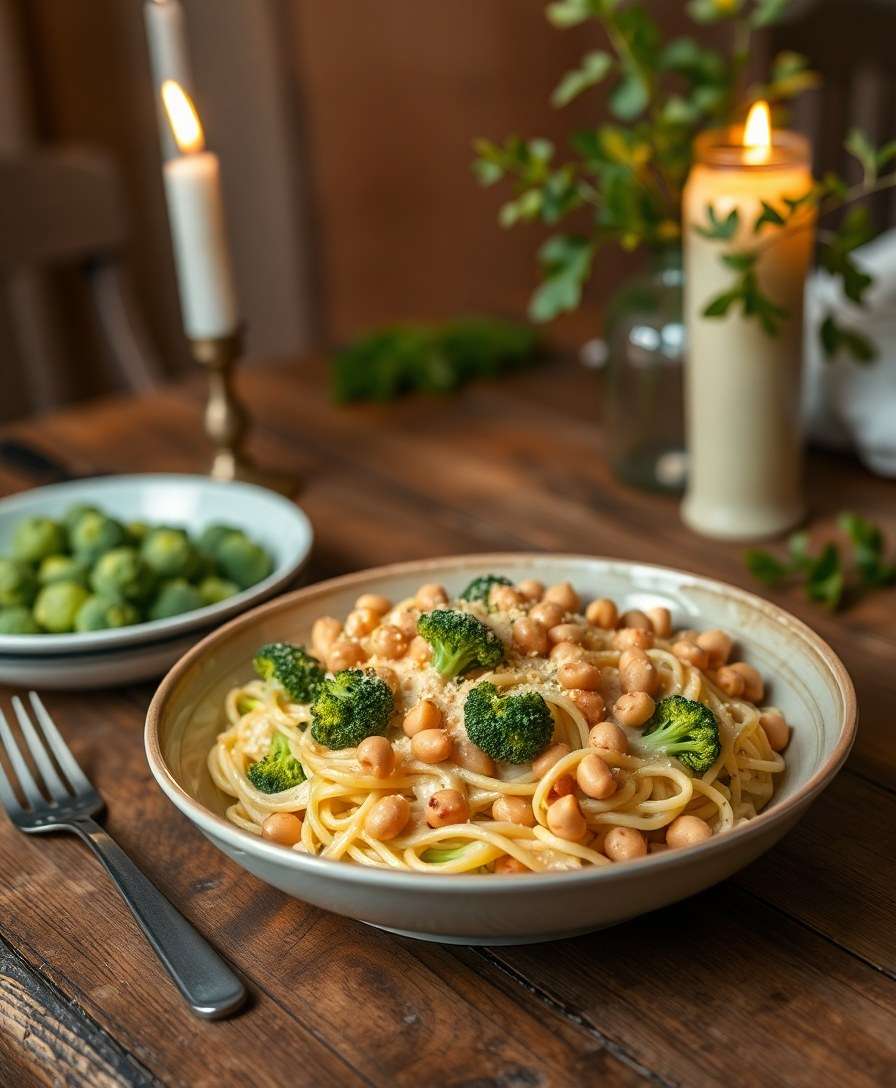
{"left": 0, "top": 691, "right": 246, "bottom": 1019}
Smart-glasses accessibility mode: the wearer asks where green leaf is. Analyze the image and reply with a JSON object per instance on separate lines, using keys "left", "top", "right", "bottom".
{"left": 838, "top": 512, "right": 895, "bottom": 586}
{"left": 805, "top": 543, "right": 845, "bottom": 609}
{"left": 820, "top": 314, "right": 876, "bottom": 363}
{"left": 745, "top": 549, "right": 790, "bottom": 585}
{"left": 546, "top": 0, "right": 599, "bottom": 28}
{"left": 846, "top": 129, "right": 878, "bottom": 184}
{"left": 820, "top": 314, "right": 840, "bottom": 358}
{"left": 609, "top": 71, "right": 649, "bottom": 121}
{"left": 552, "top": 51, "right": 612, "bottom": 108}
{"left": 529, "top": 235, "right": 595, "bottom": 323}
{"left": 498, "top": 189, "right": 542, "bottom": 228}
{"left": 754, "top": 200, "right": 786, "bottom": 232}
{"left": 472, "top": 159, "right": 504, "bottom": 186}
{"left": 752, "top": 0, "right": 790, "bottom": 25}
{"left": 695, "top": 204, "right": 740, "bottom": 240}
{"left": 787, "top": 531, "right": 812, "bottom": 571}
{"left": 876, "top": 140, "right": 896, "bottom": 169}
{"left": 688, "top": 0, "right": 744, "bottom": 23}
{"left": 721, "top": 252, "right": 757, "bottom": 271}
{"left": 702, "top": 290, "right": 741, "bottom": 318}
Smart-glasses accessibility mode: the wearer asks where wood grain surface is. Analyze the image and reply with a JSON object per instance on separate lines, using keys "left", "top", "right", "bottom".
{"left": 0, "top": 358, "right": 894, "bottom": 1088}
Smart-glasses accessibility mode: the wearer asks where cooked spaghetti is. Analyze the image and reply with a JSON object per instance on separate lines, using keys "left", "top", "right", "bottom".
{"left": 208, "top": 575, "right": 790, "bottom": 873}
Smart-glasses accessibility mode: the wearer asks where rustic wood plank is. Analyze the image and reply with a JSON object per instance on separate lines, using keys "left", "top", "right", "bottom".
{"left": 0, "top": 934, "right": 158, "bottom": 1088}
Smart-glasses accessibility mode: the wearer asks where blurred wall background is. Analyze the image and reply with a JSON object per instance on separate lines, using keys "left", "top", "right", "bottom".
{"left": 1, "top": 0, "right": 893, "bottom": 421}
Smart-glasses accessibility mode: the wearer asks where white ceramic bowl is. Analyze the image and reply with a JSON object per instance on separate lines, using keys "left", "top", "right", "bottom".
{"left": 146, "top": 554, "right": 856, "bottom": 945}
{"left": 0, "top": 474, "right": 313, "bottom": 658}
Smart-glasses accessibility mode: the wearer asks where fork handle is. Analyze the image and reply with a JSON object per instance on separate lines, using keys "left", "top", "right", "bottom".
{"left": 72, "top": 817, "right": 247, "bottom": 1019}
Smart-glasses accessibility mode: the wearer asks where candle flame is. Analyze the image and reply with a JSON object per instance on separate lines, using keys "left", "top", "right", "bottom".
{"left": 743, "top": 100, "right": 771, "bottom": 165}
{"left": 161, "top": 80, "right": 205, "bottom": 155}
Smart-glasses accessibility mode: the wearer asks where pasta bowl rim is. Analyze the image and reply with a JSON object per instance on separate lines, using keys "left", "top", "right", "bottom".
{"left": 145, "top": 552, "right": 857, "bottom": 890}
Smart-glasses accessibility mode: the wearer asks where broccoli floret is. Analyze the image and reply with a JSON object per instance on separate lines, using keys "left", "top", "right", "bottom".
{"left": 38, "top": 554, "right": 88, "bottom": 587}
{"left": 148, "top": 578, "right": 204, "bottom": 620}
{"left": 197, "top": 575, "right": 240, "bottom": 606}
{"left": 91, "top": 547, "right": 154, "bottom": 604}
{"left": 253, "top": 642, "right": 324, "bottom": 703}
{"left": 140, "top": 527, "right": 198, "bottom": 579}
{"left": 75, "top": 595, "right": 140, "bottom": 632}
{"left": 416, "top": 609, "right": 504, "bottom": 679}
{"left": 310, "top": 669, "right": 394, "bottom": 749}
{"left": 247, "top": 732, "right": 306, "bottom": 794}
{"left": 639, "top": 695, "right": 721, "bottom": 774}
{"left": 11, "top": 517, "right": 66, "bottom": 563}
{"left": 197, "top": 523, "right": 242, "bottom": 557}
{"left": 0, "top": 606, "right": 41, "bottom": 634}
{"left": 463, "top": 681, "right": 554, "bottom": 764}
{"left": 216, "top": 533, "right": 273, "bottom": 589}
{"left": 0, "top": 558, "right": 38, "bottom": 608}
{"left": 34, "top": 581, "right": 90, "bottom": 633}
{"left": 125, "top": 520, "right": 151, "bottom": 545}
{"left": 459, "top": 574, "right": 514, "bottom": 608}
{"left": 70, "top": 512, "right": 127, "bottom": 564}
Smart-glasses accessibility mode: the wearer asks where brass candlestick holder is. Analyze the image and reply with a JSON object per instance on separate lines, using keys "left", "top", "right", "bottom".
{"left": 190, "top": 330, "right": 296, "bottom": 496}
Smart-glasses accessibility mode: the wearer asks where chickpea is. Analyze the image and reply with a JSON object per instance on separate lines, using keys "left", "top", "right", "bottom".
{"left": 369, "top": 624, "right": 409, "bottom": 660}
{"left": 613, "top": 691, "right": 655, "bottom": 727}
{"left": 576, "top": 753, "right": 616, "bottom": 800}
{"left": 344, "top": 607, "right": 380, "bottom": 638}
{"left": 491, "top": 795, "right": 536, "bottom": 827}
{"left": 365, "top": 795, "right": 410, "bottom": 841}
{"left": 403, "top": 699, "right": 443, "bottom": 737}
{"left": 646, "top": 606, "right": 672, "bottom": 638}
{"left": 529, "top": 601, "right": 565, "bottom": 629}
{"left": 261, "top": 812, "right": 302, "bottom": 847}
{"left": 491, "top": 585, "right": 525, "bottom": 612}
{"left": 759, "top": 709, "right": 790, "bottom": 752}
{"left": 550, "top": 641, "right": 586, "bottom": 663}
{"left": 373, "top": 665, "right": 400, "bottom": 695}
{"left": 544, "top": 581, "right": 581, "bottom": 613}
{"left": 603, "top": 826, "right": 647, "bottom": 862}
{"left": 618, "top": 648, "right": 658, "bottom": 696}
{"left": 573, "top": 690, "right": 606, "bottom": 725}
{"left": 453, "top": 737, "right": 496, "bottom": 776}
{"left": 586, "top": 597, "right": 618, "bottom": 629}
{"left": 357, "top": 735, "right": 395, "bottom": 778}
{"left": 730, "top": 662, "right": 765, "bottom": 703}
{"left": 558, "top": 661, "right": 602, "bottom": 691}
{"left": 546, "top": 794, "right": 587, "bottom": 842}
{"left": 327, "top": 640, "right": 366, "bottom": 672}
{"left": 532, "top": 742, "right": 569, "bottom": 778}
{"left": 512, "top": 617, "right": 549, "bottom": 657}
{"left": 517, "top": 579, "right": 544, "bottom": 602}
{"left": 355, "top": 593, "right": 392, "bottom": 615}
{"left": 311, "top": 616, "right": 342, "bottom": 658}
{"left": 548, "top": 623, "right": 587, "bottom": 645}
{"left": 411, "top": 728, "right": 453, "bottom": 763}
{"left": 620, "top": 609, "right": 652, "bottom": 631}
{"left": 613, "top": 627, "right": 654, "bottom": 652}
{"left": 494, "top": 856, "right": 529, "bottom": 874}
{"left": 549, "top": 774, "right": 576, "bottom": 800}
{"left": 426, "top": 788, "right": 469, "bottom": 828}
{"left": 408, "top": 635, "right": 432, "bottom": 664}
{"left": 714, "top": 665, "right": 745, "bottom": 698}
{"left": 696, "top": 629, "right": 733, "bottom": 668}
{"left": 415, "top": 583, "right": 448, "bottom": 611}
{"left": 589, "top": 721, "right": 628, "bottom": 753}
{"left": 393, "top": 609, "right": 420, "bottom": 639}
{"left": 672, "top": 640, "right": 710, "bottom": 671}
{"left": 665, "top": 814, "right": 712, "bottom": 849}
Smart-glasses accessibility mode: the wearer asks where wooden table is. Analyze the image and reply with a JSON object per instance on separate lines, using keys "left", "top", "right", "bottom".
{"left": 1, "top": 358, "right": 894, "bottom": 1088}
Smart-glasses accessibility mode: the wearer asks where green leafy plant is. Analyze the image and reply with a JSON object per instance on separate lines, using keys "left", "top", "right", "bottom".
{"left": 745, "top": 513, "right": 896, "bottom": 609}
{"left": 330, "top": 317, "right": 537, "bottom": 403}
{"left": 473, "top": 0, "right": 894, "bottom": 362}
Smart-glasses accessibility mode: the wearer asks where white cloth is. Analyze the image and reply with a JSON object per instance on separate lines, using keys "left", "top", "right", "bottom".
{"left": 804, "top": 228, "right": 896, "bottom": 477}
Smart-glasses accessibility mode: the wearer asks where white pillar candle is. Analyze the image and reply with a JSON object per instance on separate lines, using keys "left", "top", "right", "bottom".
{"left": 160, "top": 80, "right": 239, "bottom": 340}
{"left": 682, "top": 103, "right": 814, "bottom": 540}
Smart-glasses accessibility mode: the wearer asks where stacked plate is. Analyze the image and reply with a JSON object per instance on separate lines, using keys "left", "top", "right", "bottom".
{"left": 0, "top": 475, "right": 313, "bottom": 689}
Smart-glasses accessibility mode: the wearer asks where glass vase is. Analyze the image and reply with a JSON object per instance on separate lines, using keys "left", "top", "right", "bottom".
{"left": 601, "top": 248, "right": 687, "bottom": 493}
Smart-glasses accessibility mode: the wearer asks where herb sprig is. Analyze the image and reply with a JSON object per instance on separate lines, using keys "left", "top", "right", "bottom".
{"left": 745, "top": 513, "right": 896, "bottom": 609}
